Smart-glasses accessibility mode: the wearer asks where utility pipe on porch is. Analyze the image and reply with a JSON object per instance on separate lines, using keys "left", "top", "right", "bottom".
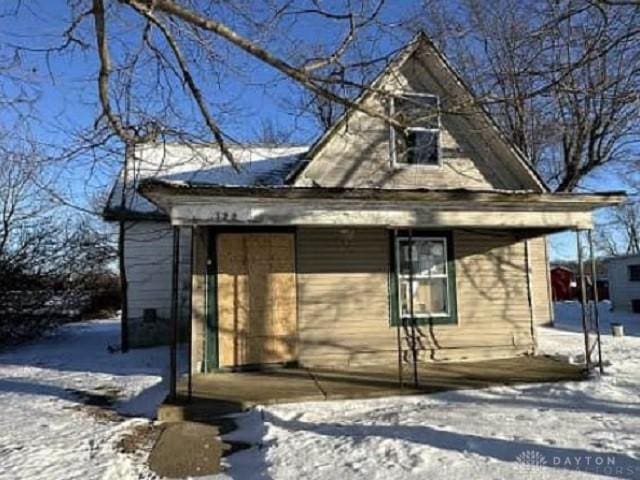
{"left": 587, "top": 229, "right": 604, "bottom": 374}
{"left": 576, "top": 230, "right": 591, "bottom": 372}
{"left": 169, "top": 226, "right": 180, "bottom": 402}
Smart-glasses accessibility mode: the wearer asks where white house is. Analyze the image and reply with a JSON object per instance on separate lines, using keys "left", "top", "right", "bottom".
{"left": 606, "top": 254, "right": 640, "bottom": 314}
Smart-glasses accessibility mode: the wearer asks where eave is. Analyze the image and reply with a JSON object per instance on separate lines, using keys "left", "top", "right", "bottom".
{"left": 138, "top": 180, "right": 625, "bottom": 231}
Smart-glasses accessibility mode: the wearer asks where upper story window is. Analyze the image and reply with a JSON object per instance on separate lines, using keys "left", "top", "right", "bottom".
{"left": 390, "top": 93, "right": 440, "bottom": 166}
{"left": 628, "top": 264, "right": 640, "bottom": 282}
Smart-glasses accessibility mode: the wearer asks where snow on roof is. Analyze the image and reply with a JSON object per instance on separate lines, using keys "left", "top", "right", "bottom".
{"left": 105, "top": 143, "right": 308, "bottom": 216}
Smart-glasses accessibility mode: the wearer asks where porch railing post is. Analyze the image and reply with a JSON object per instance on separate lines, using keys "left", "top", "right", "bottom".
{"left": 187, "top": 226, "right": 194, "bottom": 400}
{"left": 407, "top": 229, "right": 419, "bottom": 388}
{"left": 587, "top": 229, "right": 604, "bottom": 374}
{"left": 576, "top": 229, "right": 591, "bottom": 372}
{"left": 169, "top": 225, "right": 180, "bottom": 402}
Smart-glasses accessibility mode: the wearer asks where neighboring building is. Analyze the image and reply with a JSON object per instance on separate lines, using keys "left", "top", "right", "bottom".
{"left": 551, "top": 266, "right": 575, "bottom": 301}
{"left": 606, "top": 254, "right": 640, "bottom": 314}
{"left": 104, "top": 33, "right": 622, "bottom": 367}
{"left": 550, "top": 266, "right": 609, "bottom": 302}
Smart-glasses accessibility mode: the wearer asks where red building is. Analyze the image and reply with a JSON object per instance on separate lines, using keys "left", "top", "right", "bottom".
{"left": 550, "top": 265, "right": 609, "bottom": 302}
{"left": 551, "top": 266, "right": 575, "bottom": 301}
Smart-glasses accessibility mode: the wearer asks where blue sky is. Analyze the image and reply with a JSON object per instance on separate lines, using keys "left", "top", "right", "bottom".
{"left": 0, "top": 0, "right": 633, "bottom": 261}
{"left": 0, "top": 0, "right": 413, "bottom": 205}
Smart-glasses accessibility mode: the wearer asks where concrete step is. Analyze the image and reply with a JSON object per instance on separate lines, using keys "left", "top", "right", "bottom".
{"left": 158, "top": 397, "right": 249, "bottom": 424}
{"left": 148, "top": 421, "right": 226, "bottom": 478}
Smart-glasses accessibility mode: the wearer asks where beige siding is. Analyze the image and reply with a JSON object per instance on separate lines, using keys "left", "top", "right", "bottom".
{"left": 452, "top": 231, "right": 534, "bottom": 354}
{"left": 296, "top": 228, "right": 392, "bottom": 366}
{"left": 191, "top": 227, "right": 546, "bottom": 368}
{"left": 608, "top": 256, "right": 640, "bottom": 312}
{"left": 191, "top": 227, "right": 207, "bottom": 373}
{"left": 217, "top": 233, "right": 297, "bottom": 367}
{"left": 296, "top": 228, "right": 537, "bottom": 367}
{"left": 295, "top": 50, "right": 532, "bottom": 191}
{"left": 529, "top": 236, "right": 552, "bottom": 325}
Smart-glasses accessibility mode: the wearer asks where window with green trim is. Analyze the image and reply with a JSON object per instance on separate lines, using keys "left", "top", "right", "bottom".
{"left": 390, "top": 231, "right": 457, "bottom": 325}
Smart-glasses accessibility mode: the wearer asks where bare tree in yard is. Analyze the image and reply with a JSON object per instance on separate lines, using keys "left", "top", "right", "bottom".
{"left": 0, "top": 145, "right": 60, "bottom": 343}
{"left": 0, "top": 143, "right": 55, "bottom": 282}
{"left": 0, "top": 137, "right": 118, "bottom": 345}
{"left": 78, "top": 0, "right": 407, "bottom": 157}
{"left": 27, "top": 0, "right": 627, "bottom": 197}
{"left": 595, "top": 199, "right": 640, "bottom": 256}
{"left": 419, "top": 0, "right": 640, "bottom": 192}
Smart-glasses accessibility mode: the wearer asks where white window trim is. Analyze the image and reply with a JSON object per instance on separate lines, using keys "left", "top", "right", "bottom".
{"left": 389, "top": 93, "right": 442, "bottom": 168}
{"left": 395, "top": 235, "right": 450, "bottom": 319}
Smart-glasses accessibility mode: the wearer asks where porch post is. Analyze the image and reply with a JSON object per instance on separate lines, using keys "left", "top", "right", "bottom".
{"left": 169, "top": 226, "right": 180, "bottom": 402}
{"left": 407, "top": 229, "right": 419, "bottom": 388}
{"left": 576, "top": 229, "right": 591, "bottom": 372}
{"left": 587, "top": 229, "right": 604, "bottom": 374}
{"left": 187, "top": 226, "right": 194, "bottom": 400}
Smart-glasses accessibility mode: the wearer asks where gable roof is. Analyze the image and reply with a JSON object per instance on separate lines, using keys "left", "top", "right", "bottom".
{"left": 103, "top": 143, "right": 307, "bottom": 220}
{"left": 288, "top": 31, "right": 549, "bottom": 192}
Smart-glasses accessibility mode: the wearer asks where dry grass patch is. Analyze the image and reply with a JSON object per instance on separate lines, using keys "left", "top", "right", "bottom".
{"left": 117, "top": 422, "right": 164, "bottom": 455}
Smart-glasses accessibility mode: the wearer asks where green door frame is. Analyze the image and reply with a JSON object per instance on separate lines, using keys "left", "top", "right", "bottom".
{"left": 204, "top": 227, "right": 219, "bottom": 371}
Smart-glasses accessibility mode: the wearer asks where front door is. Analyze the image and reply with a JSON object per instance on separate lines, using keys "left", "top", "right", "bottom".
{"left": 216, "top": 233, "right": 297, "bottom": 367}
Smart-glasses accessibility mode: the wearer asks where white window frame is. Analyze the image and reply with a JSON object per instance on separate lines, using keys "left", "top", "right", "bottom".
{"left": 395, "top": 235, "right": 450, "bottom": 319}
{"left": 389, "top": 92, "right": 442, "bottom": 168}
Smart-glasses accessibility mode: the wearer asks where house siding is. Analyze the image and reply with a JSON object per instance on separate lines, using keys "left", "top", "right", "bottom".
{"left": 295, "top": 227, "right": 544, "bottom": 366}
{"left": 607, "top": 256, "right": 640, "bottom": 313}
{"left": 296, "top": 228, "right": 391, "bottom": 366}
{"left": 191, "top": 227, "right": 207, "bottom": 372}
{"left": 124, "top": 221, "right": 191, "bottom": 347}
{"left": 529, "top": 236, "right": 552, "bottom": 325}
{"left": 295, "top": 49, "right": 533, "bottom": 191}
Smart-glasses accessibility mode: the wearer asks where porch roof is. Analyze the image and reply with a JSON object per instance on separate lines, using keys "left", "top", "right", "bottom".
{"left": 138, "top": 180, "right": 625, "bottom": 231}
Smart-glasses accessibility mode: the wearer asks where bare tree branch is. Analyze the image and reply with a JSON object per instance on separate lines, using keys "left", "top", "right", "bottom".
{"left": 129, "top": 1, "right": 238, "bottom": 169}
{"left": 122, "top": 0, "right": 403, "bottom": 130}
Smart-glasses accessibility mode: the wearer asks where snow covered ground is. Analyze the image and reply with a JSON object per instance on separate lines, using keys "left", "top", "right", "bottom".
{"left": 226, "top": 303, "right": 640, "bottom": 480}
{"left": 0, "top": 305, "right": 639, "bottom": 479}
{"left": 0, "top": 319, "right": 168, "bottom": 479}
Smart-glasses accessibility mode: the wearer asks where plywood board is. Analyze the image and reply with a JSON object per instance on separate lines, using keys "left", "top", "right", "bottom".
{"left": 217, "top": 233, "right": 297, "bottom": 367}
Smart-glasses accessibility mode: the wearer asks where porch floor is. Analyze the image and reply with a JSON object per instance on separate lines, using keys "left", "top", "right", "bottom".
{"left": 158, "top": 355, "right": 586, "bottom": 422}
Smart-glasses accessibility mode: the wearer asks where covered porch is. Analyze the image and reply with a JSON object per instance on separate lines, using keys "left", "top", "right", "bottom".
{"left": 137, "top": 181, "right": 624, "bottom": 406}
{"left": 158, "top": 355, "right": 585, "bottom": 421}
